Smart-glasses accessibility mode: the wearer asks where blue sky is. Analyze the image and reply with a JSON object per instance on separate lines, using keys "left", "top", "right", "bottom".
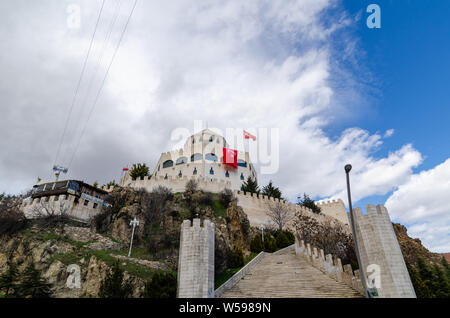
{"left": 327, "top": 1, "right": 450, "bottom": 210}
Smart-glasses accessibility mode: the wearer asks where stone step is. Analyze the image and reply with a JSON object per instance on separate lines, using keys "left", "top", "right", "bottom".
{"left": 220, "top": 249, "right": 362, "bottom": 298}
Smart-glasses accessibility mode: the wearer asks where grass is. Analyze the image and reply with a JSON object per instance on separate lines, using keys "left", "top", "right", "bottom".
{"left": 214, "top": 252, "right": 258, "bottom": 289}
{"left": 111, "top": 247, "right": 154, "bottom": 261}
{"left": 212, "top": 200, "right": 227, "bottom": 217}
{"left": 48, "top": 247, "right": 163, "bottom": 280}
{"left": 34, "top": 232, "right": 97, "bottom": 249}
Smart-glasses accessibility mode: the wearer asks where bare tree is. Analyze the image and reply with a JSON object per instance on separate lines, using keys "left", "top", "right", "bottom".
{"left": 185, "top": 179, "right": 198, "bottom": 193}
{"left": 265, "top": 201, "right": 294, "bottom": 231}
{"left": 29, "top": 199, "right": 71, "bottom": 232}
{"left": 0, "top": 195, "right": 28, "bottom": 236}
{"left": 293, "top": 211, "right": 356, "bottom": 266}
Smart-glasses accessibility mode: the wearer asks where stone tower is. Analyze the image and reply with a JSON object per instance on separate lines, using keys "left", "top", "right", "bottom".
{"left": 177, "top": 218, "right": 215, "bottom": 298}
{"left": 353, "top": 204, "right": 416, "bottom": 298}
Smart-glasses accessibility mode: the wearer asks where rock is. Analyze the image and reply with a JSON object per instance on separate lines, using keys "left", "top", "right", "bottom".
{"left": 43, "top": 260, "right": 65, "bottom": 285}
{"left": 0, "top": 253, "right": 7, "bottom": 273}
{"left": 83, "top": 256, "right": 110, "bottom": 297}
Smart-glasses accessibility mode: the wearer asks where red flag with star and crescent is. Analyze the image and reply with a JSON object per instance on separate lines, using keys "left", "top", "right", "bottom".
{"left": 223, "top": 147, "right": 238, "bottom": 168}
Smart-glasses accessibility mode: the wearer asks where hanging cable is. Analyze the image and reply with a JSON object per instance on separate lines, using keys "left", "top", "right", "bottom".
{"left": 61, "top": 0, "right": 123, "bottom": 166}
{"left": 67, "top": 0, "right": 139, "bottom": 170}
{"left": 53, "top": 0, "right": 106, "bottom": 167}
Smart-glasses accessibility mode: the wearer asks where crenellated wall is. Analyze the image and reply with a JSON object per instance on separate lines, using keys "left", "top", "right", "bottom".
{"left": 352, "top": 204, "right": 416, "bottom": 298}
{"left": 177, "top": 218, "right": 215, "bottom": 298}
{"left": 316, "top": 199, "right": 349, "bottom": 225}
{"left": 20, "top": 194, "right": 102, "bottom": 223}
{"left": 233, "top": 190, "right": 349, "bottom": 228}
{"left": 294, "top": 238, "right": 365, "bottom": 295}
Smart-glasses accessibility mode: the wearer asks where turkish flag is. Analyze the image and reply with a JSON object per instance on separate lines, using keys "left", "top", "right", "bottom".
{"left": 223, "top": 147, "right": 238, "bottom": 168}
{"left": 243, "top": 130, "right": 256, "bottom": 141}
{"left": 123, "top": 168, "right": 129, "bottom": 171}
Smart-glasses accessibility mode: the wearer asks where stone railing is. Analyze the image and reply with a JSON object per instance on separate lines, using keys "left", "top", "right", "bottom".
{"left": 295, "top": 238, "right": 365, "bottom": 296}
{"left": 214, "top": 251, "right": 266, "bottom": 298}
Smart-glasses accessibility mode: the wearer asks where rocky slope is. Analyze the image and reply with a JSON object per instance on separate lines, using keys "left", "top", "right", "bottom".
{"left": 393, "top": 223, "right": 444, "bottom": 267}
{"left": 0, "top": 187, "right": 253, "bottom": 297}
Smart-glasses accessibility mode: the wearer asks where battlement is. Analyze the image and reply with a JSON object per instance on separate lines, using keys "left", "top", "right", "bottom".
{"left": 294, "top": 238, "right": 365, "bottom": 295}
{"left": 177, "top": 218, "right": 215, "bottom": 298}
{"left": 351, "top": 203, "right": 416, "bottom": 298}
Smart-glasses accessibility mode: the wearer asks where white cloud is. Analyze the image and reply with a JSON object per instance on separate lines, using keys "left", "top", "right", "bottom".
{"left": 0, "top": 1, "right": 446, "bottom": 250}
{"left": 384, "top": 129, "right": 395, "bottom": 138}
{"left": 385, "top": 159, "right": 450, "bottom": 252}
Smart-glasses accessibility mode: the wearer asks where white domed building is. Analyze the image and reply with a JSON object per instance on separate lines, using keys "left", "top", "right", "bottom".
{"left": 120, "top": 129, "right": 257, "bottom": 193}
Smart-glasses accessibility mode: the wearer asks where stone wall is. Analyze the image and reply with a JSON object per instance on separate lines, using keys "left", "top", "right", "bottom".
{"left": 352, "top": 204, "right": 416, "bottom": 298}
{"left": 316, "top": 199, "right": 349, "bottom": 225}
{"left": 177, "top": 218, "right": 215, "bottom": 298}
{"left": 294, "top": 238, "right": 365, "bottom": 295}
{"left": 20, "top": 194, "right": 101, "bottom": 223}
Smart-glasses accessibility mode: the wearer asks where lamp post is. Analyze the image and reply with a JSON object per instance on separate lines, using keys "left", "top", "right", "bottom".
{"left": 128, "top": 217, "right": 139, "bottom": 258}
{"left": 345, "top": 164, "right": 372, "bottom": 298}
{"left": 260, "top": 224, "right": 264, "bottom": 242}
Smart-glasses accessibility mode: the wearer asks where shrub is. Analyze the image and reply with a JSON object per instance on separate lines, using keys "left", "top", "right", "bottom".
{"left": 264, "top": 235, "right": 277, "bottom": 253}
{"left": 143, "top": 272, "right": 177, "bottom": 298}
{"left": 0, "top": 208, "right": 28, "bottom": 236}
{"left": 185, "top": 180, "right": 198, "bottom": 193}
{"left": 98, "top": 261, "right": 133, "bottom": 298}
{"left": 199, "top": 192, "right": 213, "bottom": 206}
{"left": 219, "top": 189, "right": 235, "bottom": 208}
{"left": 275, "top": 230, "right": 295, "bottom": 249}
{"left": 228, "top": 248, "right": 244, "bottom": 268}
{"left": 250, "top": 235, "right": 264, "bottom": 254}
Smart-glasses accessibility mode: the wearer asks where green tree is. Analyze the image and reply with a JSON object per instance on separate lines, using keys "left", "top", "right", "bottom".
{"left": 442, "top": 257, "right": 450, "bottom": 282}
{"left": 261, "top": 181, "right": 282, "bottom": 199}
{"left": 93, "top": 181, "right": 99, "bottom": 188}
{"left": 297, "top": 193, "right": 321, "bottom": 214}
{"left": 241, "top": 176, "right": 259, "bottom": 195}
{"left": 16, "top": 264, "right": 52, "bottom": 298}
{"left": 0, "top": 261, "right": 19, "bottom": 297}
{"left": 431, "top": 264, "right": 449, "bottom": 298}
{"left": 105, "top": 180, "right": 119, "bottom": 188}
{"left": 129, "top": 163, "right": 150, "bottom": 180}
{"left": 98, "top": 261, "right": 133, "bottom": 298}
{"left": 405, "top": 260, "right": 431, "bottom": 298}
{"left": 143, "top": 272, "right": 177, "bottom": 298}
{"left": 250, "top": 235, "right": 264, "bottom": 253}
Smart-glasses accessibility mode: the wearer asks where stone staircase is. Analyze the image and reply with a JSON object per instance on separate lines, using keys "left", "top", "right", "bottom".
{"left": 220, "top": 249, "right": 363, "bottom": 298}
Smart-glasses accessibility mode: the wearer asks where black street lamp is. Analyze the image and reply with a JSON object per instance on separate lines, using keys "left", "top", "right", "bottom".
{"left": 345, "top": 164, "right": 372, "bottom": 298}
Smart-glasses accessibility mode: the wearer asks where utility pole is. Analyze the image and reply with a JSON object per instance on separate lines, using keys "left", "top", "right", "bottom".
{"left": 128, "top": 217, "right": 139, "bottom": 258}
{"left": 345, "top": 164, "right": 372, "bottom": 298}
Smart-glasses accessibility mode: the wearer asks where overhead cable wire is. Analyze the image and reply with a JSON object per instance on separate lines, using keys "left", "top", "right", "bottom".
{"left": 67, "top": 0, "right": 139, "bottom": 170}
{"left": 62, "top": 0, "right": 124, "bottom": 166}
{"left": 53, "top": 0, "right": 107, "bottom": 167}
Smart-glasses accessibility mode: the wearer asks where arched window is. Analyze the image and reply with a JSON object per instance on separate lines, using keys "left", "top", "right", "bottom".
{"left": 205, "top": 153, "right": 218, "bottom": 162}
{"left": 209, "top": 136, "right": 213, "bottom": 142}
{"left": 210, "top": 167, "right": 214, "bottom": 175}
{"left": 178, "top": 171, "right": 182, "bottom": 178}
{"left": 240, "top": 173, "right": 244, "bottom": 180}
{"left": 164, "top": 173, "right": 168, "bottom": 179}
{"left": 237, "top": 159, "right": 247, "bottom": 168}
{"left": 193, "top": 168, "right": 197, "bottom": 175}
{"left": 163, "top": 160, "right": 173, "bottom": 168}
{"left": 192, "top": 138, "right": 195, "bottom": 144}
{"left": 176, "top": 157, "right": 188, "bottom": 165}
{"left": 225, "top": 171, "right": 230, "bottom": 178}
{"left": 191, "top": 153, "right": 203, "bottom": 162}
